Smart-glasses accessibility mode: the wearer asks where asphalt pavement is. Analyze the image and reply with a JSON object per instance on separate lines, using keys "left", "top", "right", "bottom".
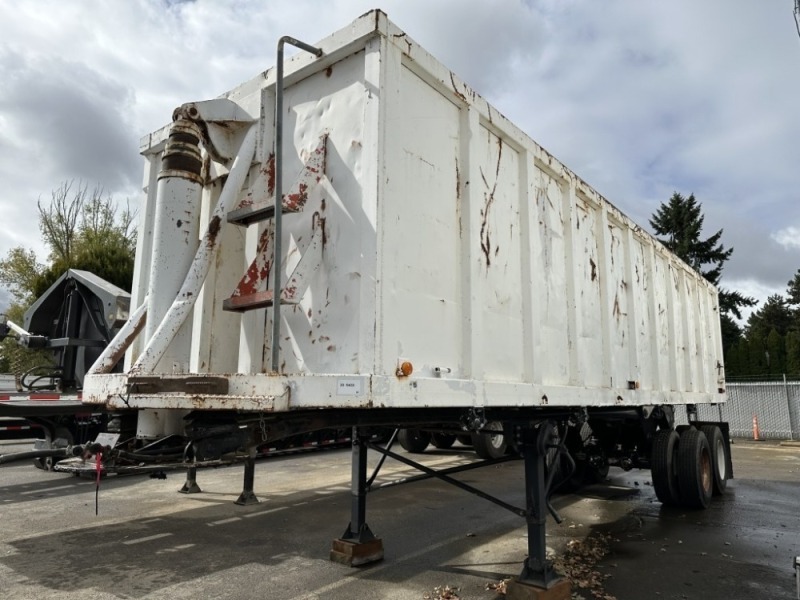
{"left": 0, "top": 435, "right": 798, "bottom": 600}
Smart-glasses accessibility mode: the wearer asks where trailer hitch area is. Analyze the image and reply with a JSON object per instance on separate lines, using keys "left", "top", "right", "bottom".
{"left": 75, "top": 433, "right": 123, "bottom": 463}
{"left": 80, "top": 442, "right": 115, "bottom": 461}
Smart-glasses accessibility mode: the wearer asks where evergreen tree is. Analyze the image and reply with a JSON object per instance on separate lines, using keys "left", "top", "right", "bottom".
{"left": 765, "top": 329, "right": 786, "bottom": 375}
{"left": 786, "top": 330, "right": 800, "bottom": 375}
{"left": 650, "top": 192, "right": 756, "bottom": 319}
{"left": 720, "top": 313, "right": 744, "bottom": 376}
{"left": 746, "top": 295, "right": 793, "bottom": 339}
{"left": 746, "top": 336, "right": 768, "bottom": 376}
{"left": 786, "top": 269, "right": 800, "bottom": 306}
{"left": 723, "top": 336, "right": 745, "bottom": 377}
{"left": 785, "top": 269, "right": 800, "bottom": 375}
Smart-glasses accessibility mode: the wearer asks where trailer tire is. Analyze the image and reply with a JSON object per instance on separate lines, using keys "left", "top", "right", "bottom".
{"left": 32, "top": 426, "right": 73, "bottom": 471}
{"left": 699, "top": 425, "right": 729, "bottom": 495}
{"left": 677, "top": 428, "right": 713, "bottom": 509}
{"left": 398, "top": 429, "right": 431, "bottom": 453}
{"left": 430, "top": 433, "right": 456, "bottom": 449}
{"left": 651, "top": 429, "right": 680, "bottom": 505}
{"left": 33, "top": 456, "right": 55, "bottom": 471}
{"left": 472, "top": 422, "right": 507, "bottom": 459}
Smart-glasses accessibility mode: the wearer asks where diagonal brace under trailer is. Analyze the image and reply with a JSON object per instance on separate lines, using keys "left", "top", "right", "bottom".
{"left": 331, "top": 423, "right": 572, "bottom": 597}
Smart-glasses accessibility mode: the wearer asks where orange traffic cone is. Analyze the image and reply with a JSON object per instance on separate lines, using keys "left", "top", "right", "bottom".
{"left": 752, "top": 415, "right": 761, "bottom": 441}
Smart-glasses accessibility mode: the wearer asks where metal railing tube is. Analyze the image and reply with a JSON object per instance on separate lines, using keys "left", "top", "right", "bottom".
{"left": 86, "top": 297, "right": 148, "bottom": 376}
{"left": 272, "top": 36, "right": 323, "bottom": 372}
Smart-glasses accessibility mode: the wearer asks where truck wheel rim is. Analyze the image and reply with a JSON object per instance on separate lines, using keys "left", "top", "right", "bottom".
{"left": 714, "top": 438, "right": 727, "bottom": 479}
{"left": 486, "top": 423, "right": 504, "bottom": 449}
{"left": 701, "top": 450, "right": 712, "bottom": 493}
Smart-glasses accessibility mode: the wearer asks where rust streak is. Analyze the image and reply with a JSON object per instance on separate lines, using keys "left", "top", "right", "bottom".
{"left": 284, "top": 182, "right": 309, "bottom": 211}
{"left": 393, "top": 33, "right": 412, "bottom": 54}
{"left": 207, "top": 215, "right": 221, "bottom": 241}
{"left": 266, "top": 153, "right": 276, "bottom": 196}
{"left": 102, "top": 315, "right": 147, "bottom": 373}
{"left": 232, "top": 229, "right": 272, "bottom": 297}
{"left": 449, "top": 72, "right": 467, "bottom": 103}
{"left": 455, "top": 157, "right": 460, "bottom": 200}
{"left": 479, "top": 139, "right": 503, "bottom": 269}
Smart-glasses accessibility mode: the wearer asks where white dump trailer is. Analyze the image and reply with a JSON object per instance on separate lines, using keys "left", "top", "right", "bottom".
{"left": 81, "top": 10, "right": 731, "bottom": 594}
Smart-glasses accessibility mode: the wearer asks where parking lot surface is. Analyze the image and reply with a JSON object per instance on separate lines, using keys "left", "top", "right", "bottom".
{"left": 0, "top": 437, "right": 798, "bottom": 600}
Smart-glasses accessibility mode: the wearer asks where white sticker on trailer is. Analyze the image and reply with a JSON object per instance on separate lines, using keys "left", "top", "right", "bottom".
{"left": 337, "top": 378, "right": 363, "bottom": 396}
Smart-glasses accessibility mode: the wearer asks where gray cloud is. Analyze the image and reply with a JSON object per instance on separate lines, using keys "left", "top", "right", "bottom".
{"left": 0, "top": 49, "right": 138, "bottom": 191}
{"left": 0, "top": 287, "right": 10, "bottom": 315}
{"left": 0, "top": 0, "right": 797, "bottom": 316}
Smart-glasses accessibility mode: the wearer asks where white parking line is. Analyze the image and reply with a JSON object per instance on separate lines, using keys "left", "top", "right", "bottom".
{"left": 122, "top": 533, "right": 173, "bottom": 545}
{"left": 20, "top": 484, "right": 78, "bottom": 495}
{"left": 208, "top": 517, "right": 242, "bottom": 526}
{"left": 243, "top": 506, "right": 289, "bottom": 518}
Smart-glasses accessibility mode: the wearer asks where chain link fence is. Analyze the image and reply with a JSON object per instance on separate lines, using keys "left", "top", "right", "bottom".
{"left": 674, "top": 376, "right": 800, "bottom": 440}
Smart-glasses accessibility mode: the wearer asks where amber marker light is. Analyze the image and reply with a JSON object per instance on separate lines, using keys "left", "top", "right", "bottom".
{"left": 396, "top": 361, "right": 413, "bottom": 377}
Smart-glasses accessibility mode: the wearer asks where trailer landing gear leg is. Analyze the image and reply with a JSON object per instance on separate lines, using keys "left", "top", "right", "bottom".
{"left": 330, "top": 427, "right": 383, "bottom": 566}
{"left": 235, "top": 452, "right": 259, "bottom": 505}
{"left": 179, "top": 466, "right": 201, "bottom": 494}
{"left": 506, "top": 424, "right": 571, "bottom": 600}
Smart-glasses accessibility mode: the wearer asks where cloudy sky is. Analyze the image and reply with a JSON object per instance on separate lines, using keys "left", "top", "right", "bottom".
{"left": 1, "top": 0, "right": 799, "bottom": 321}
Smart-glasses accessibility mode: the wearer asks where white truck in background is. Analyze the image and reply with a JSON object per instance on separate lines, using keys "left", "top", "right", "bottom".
{"left": 70, "top": 10, "right": 731, "bottom": 595}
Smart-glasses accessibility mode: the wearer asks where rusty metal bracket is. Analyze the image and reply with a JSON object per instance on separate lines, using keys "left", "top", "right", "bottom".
{"left": 223, "top": 135, "right": 328, "bottom": 313}
{"left": 175, "top": 98, "right": 256, "bottom": 163}
{"left": 227, "top": 134, "right": 327, "bottom": 226}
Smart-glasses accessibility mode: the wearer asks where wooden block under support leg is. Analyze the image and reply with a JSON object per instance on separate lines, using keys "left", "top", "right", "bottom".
{"left": 505, "top": 579, "right": 571, "bottom": 600}
{"left": 329, "top": 537, "right": 384, "bottom": 567}
{"left": 330, "top": 427, "right": 384, "bottom": 566}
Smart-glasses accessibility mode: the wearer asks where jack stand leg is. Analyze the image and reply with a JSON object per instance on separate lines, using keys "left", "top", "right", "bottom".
{"left": 330, "top": 427, "right": 384, "bottom": 567}
{"left": 235, "top": 452, "right": 259, "bottom": 506}
{"left": 506, "top": 424, "right": 571, "bottom": 600}
{"left": 178, "top": 466, "right": 202, "bottom": 494}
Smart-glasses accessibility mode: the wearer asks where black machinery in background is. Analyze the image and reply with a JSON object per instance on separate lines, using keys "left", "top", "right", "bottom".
{"left": 0, "top": 270, "right": 132, "bottom": 467}
{"left": 9, "top": 269, "right": 130, "bottom": 391}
